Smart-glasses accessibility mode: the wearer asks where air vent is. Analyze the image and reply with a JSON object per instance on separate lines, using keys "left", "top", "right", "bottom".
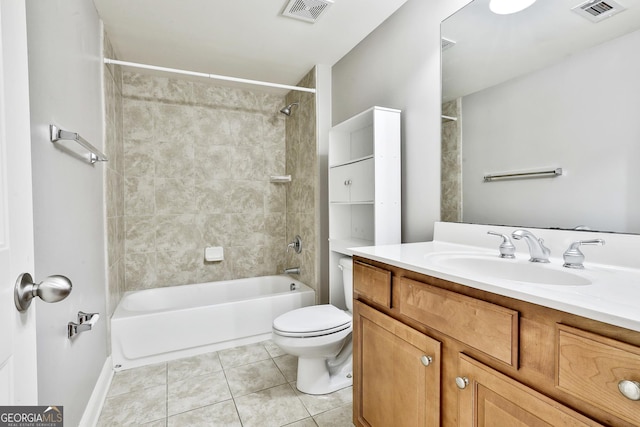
{"left": 282, "top": 0, "right": 334, "bottom": 23}
{"left": 572, "top": 0, "right": 626, "bottom": 22}
{"left": 441, "top": 37, "right": 457, "bottom": 51}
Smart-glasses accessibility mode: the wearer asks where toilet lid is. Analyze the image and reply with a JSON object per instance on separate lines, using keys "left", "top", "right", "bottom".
{"left": 273, "top": 304, "right": 352, "bottom": 337}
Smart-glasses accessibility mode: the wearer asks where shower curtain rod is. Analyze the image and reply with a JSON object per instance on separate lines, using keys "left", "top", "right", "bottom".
{"left": 103, "top": 59, "right": 317, "bottom": 94}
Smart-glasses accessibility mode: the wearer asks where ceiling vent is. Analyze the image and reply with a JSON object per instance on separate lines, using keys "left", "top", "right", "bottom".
{"left": 441, "top": 37, "right": 457, "bottom": 51}
{"left": 571, "top": 0, "right": 626, "bottom": 22}
{"left": 282, "top": 0, "right": 334, "bottom": 24}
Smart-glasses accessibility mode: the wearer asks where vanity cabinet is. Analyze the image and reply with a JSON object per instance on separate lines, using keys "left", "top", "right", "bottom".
{"left": 354, "top": 301, "right": 441, "bottom": 427}
{"left": 352, "top": 256, "right": 640, "bottom": 427}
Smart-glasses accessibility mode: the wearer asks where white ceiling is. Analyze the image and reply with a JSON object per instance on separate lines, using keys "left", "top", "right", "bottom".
{"left": 442, "top": 0, "right": 640, "bottom": 101}
{"left": 93, "top": 0, "right": 408, "bottom": 91}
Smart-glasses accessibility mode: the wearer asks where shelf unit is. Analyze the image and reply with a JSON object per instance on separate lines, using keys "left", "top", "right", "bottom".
{"left": 328, "top": 106, "right": 401, "bottom": 309}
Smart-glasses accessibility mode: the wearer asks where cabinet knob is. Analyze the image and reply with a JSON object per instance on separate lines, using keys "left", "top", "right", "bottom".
{"left": 618, "top": 380, "right": 640, "bottom": 401}
{"left": 420, "top": 355, "right": 433, "bottom": 367}
{"left": 344, "top": 179, "right": 352, "bottom": 186}
{"left": 455, "top": 376, "right": 469, "bottom": 390}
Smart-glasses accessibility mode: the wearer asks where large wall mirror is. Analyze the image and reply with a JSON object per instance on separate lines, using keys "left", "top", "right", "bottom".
{"left": 441, "top": 0, "right": 640, "bottom": 234}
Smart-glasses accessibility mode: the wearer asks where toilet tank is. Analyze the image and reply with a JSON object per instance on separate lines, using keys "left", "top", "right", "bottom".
{"left": 339, "top": 257, "right": 353, "bottom": 312}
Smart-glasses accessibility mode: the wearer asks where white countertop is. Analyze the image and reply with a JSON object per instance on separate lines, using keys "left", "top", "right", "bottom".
{"left": 350, "top": 223, "right": 640, "bottom": 333}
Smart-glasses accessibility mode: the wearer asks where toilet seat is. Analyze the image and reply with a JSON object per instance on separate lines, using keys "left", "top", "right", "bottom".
{"left": 273, "top": 304, "right": 352, "bottom": 338}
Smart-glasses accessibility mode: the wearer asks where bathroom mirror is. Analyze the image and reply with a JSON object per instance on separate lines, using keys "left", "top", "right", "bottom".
{"left": 441, "top": 0, "right": 640, "bottom": 234}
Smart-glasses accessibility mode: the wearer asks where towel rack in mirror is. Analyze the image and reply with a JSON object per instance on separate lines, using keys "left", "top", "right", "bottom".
{"left": 50, "top": 124, "right": 108, "bottom": 164}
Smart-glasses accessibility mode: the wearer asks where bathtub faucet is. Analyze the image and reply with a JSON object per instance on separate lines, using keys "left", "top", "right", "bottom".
{"left": 283, "top": 267, "right": 300, "bottom": 275}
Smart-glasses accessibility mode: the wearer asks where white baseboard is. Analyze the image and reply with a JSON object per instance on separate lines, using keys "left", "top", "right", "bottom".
{"left": 79, "top": 356, "right": 114, "bottom": 427}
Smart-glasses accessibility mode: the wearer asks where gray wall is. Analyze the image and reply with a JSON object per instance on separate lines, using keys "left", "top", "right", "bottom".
{"left": 26, "top": 1, "right": 107, "bottom": 425}
{"left": 332, "top": 0, "right": 471, "bottom": 242}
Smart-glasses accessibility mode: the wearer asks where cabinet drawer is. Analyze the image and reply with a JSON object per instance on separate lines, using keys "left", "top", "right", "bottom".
{"left": 556, "top": 324, "right": 640, "bottom": 426}
{"left": 397, "top": 277, "right": 519, "bottom": 367}
{"left": 354, "top": 261, "right": 391, "bottom": 308}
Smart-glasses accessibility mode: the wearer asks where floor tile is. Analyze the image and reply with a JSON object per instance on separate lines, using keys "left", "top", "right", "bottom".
{"left": 235, "top": 383, "right": 310, "bottom": 427}
{"left": 295, "top": 386, "right": 353, "bottom": 416}
{"left": 98, "top": 384, "right": 166, "bottom": 426}
{"left": 167, "top": 351, "right": 223, "bottom": 382}
{"left": 100, "top": 340, "right": 355, "bottom": 426}
{"left": 283, "top": 418, "right": 318, "bottom": 427}
{"left": 273, "top": 354, "right": 297, "bottom": 382}
{"left": 167, "top": 370, "right": 231, "bottom": 416}
{"left": 108, "top": 363, "right": 167, "bottom": 397}
{"left": 142, "top": 419, "right": 167, "bottom": 426}
{"left": 167, "top": 399, "right": 241, "bottom": 427}
{"left": 313, "top": 403, "right": 355, "bottom": 427}
{"left": 263, "top": 339, "right": 286, "bottom": 358}
{"left": 218, "top": 342, "right": 271, "bottom": 369}
{"left": 225, "top": 358, "right": 287, "bottom": 397}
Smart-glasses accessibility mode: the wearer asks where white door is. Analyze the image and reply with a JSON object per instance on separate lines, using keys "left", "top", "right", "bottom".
{"left": 0, "top": 0, "right": 38, "bottom": 404}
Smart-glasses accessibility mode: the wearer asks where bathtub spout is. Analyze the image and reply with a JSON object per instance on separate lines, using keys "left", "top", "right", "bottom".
{"left": 283, "top": 267, "right": 300, "bottom": 275}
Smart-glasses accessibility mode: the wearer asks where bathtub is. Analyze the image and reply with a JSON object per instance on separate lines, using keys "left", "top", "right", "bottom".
{"left": 111, "top": 275, "right": 315, "bottom": 371}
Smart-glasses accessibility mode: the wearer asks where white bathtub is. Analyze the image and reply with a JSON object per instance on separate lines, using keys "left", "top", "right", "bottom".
{"left": 111, "top": 275, "right": 315, "bottom": 371}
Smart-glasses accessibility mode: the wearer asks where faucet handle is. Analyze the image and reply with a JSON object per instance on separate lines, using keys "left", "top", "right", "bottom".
{"left": 487, "top": 231, "right": 516, "bottom": 259}
{"left": 563, "top": 239, "right": 605, "bottom": 269}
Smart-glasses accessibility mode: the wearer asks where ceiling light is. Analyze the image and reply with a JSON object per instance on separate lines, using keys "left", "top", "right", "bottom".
{"left": 489, "top": 0, "right": 537, "bottom": 15}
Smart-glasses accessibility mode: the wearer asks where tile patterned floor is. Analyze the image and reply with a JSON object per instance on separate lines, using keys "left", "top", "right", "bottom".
{"left": 97, "top": 340, "right": 355, "bottom": 426}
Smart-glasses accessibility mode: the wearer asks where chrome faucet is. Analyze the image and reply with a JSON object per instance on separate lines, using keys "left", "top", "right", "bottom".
{"left": 283, "top": 267, "right": 300, "bottom": 275}
{"left": 563, "top": 239, "right": 605, "bottom": 269}
{"left": 511, "top": 229, "right": 550, "bottom": 263}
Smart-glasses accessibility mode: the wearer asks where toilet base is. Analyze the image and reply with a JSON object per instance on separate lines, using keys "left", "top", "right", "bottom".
{"left": 295, "top": 356, "right": 353, "bottom": 395}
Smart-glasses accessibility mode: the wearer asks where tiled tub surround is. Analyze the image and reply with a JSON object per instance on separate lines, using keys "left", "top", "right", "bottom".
{"left": 98, "top": 340, "right": 354, "bottom": 427}
{"left": 441, "top": 99, "right": 462, "bottom": 223}
{"left": 121, "top": 71, "right": 294, "bottom": 291}
{"left": 285, "top": 69, "right": 318, "bottom": 293}
{"left": 103, "top": 32, "right": 125, "bottom": 336}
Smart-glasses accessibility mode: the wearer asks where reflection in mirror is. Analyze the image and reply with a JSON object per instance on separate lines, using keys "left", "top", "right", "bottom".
{"left": 441, "top": 0, "right": 640, "bottom": 234}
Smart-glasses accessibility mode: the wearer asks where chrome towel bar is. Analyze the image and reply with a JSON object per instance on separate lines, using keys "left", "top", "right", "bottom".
{"left": 50, "top": 124, "right": 108, "bottom": 164}
{"left": 483, "top": 167, "right": 562, "bottom": 182}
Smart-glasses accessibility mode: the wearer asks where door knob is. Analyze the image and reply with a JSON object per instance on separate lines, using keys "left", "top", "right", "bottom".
{"left": 14, "top": 273, "right": 72, "bottom": 312}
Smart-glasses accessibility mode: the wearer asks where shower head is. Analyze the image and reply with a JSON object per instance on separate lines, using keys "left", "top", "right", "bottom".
{"left": 280, "top": 102, "right": 299, "bottom": 116}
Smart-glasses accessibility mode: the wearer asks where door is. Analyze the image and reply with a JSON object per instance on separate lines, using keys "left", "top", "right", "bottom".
{"left": 354, "top": 301, "right": 441, "bottom": 427}
{"left": 456, "top": 354, "right": 603, "bottom": 426}
{"left": 0, "top": 0, "right": 38, "bottom": 404}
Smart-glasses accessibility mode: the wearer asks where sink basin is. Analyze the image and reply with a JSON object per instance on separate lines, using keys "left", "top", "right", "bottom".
{"left": 425, "top": 253, "right": 591, "bottom": 286}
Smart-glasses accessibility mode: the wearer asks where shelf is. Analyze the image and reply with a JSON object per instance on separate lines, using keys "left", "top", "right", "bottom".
{"left": 330, "top": 201, "right": 374, "bottom": 205}
{"left": 441, "top": 115, "right": 458, "bottom": 123}
{"left": 329, "top": 155, "right": 374, "bottom": 169}
{"left": 329, "top": 238, "right": 375, "bottom": 255}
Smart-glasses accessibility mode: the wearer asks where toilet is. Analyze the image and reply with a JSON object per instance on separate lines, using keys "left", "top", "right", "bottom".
{"left": 272, "top": 257, "right": 353, "bottom": 395}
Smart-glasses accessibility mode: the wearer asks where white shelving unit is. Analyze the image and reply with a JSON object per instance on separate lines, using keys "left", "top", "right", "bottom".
{"left": 328, "top": 106, "right": 401, "bottom": 309}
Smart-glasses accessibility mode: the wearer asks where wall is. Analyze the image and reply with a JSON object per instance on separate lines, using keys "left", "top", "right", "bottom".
{"left": 284, "top": 69, "right": 318, "bottom": 293}
{"left": 121, "top": 72, "right": 291, "bottom": 290}
{"left": 25, "top": 1, "right": 107, "bottom": 425}
{"left": 441, "top": 99, "right": 462, "bottom": 222}
{"left": 331, "top": 0, "right": 471, "bottom": 242}
{"left": 461, "top": 28, "right": 640, "bottom": 233}
{"left": 103, "top": 33, "right": 124, "bottom": 340}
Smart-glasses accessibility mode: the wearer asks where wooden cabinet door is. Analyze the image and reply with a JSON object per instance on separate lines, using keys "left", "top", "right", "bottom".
{"left": 457, "top": 354, "right": 604, "bottom": 427}
{"left": 354, "top": 301, "right": 441, "bottom": 427}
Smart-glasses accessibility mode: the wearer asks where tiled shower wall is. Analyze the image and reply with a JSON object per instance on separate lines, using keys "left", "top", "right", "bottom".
{"left": 284, "top": 69, "right": 318, "bottom": 291}
{"left": 120, "top": 72, "right": 294, "bottom": 291}
{"left": 104, "top": 33, "right": 125, "bottom": 321}
{"left": 441, "top": 98, "right": 462, "bottom": 222}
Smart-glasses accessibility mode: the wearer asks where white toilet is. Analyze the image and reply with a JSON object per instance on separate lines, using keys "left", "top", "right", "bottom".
{"left": 272, "top": 257, "right": 353, "bottom": 395}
